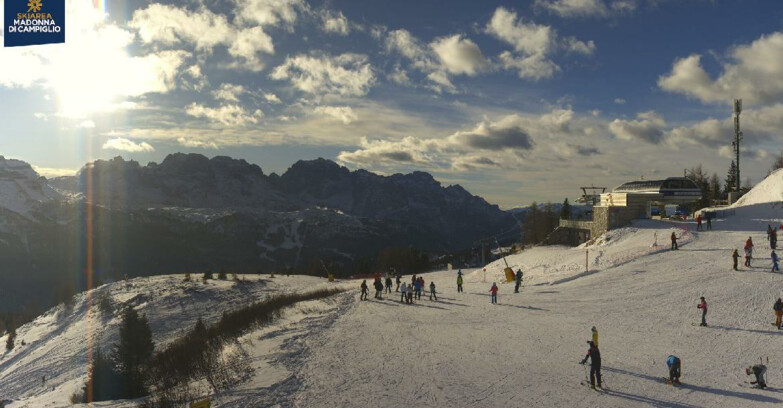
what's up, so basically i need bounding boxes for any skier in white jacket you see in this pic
[400,282,408,303]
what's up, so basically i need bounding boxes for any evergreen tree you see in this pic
[113,307,154,398]
[770,150,783,175]
[217,269,227,280]
[725,160,738,194]
[560,198,572,220]
[6,327,15,352]
[709,173,721,201]
[203,270,213,281]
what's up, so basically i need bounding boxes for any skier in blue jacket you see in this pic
[666,355,681,384]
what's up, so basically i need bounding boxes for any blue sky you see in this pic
[1,0,783,207]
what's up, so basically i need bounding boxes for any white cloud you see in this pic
[177,137,219,149]
[102,138,155,152]
[614,98,626,104]
[0,0,189,118]
[563,37,596,55]
[321,10,350,35]
[238,0,307,27]
[78,120,96,128]
[535,0,638,18]
[264,93,282,103]
[485,7,594,80]
[130,3,275,71]
[32,166,78,178]
[314,106,359,124]
[388,66,411,85]
[486,7,554,55]
[185,103,263,126]
[609,111,666,144]
[658,32,783,106]
[385,29,431,64]
[430,35,490,76]
[270,53,376,97]
[213,84,245,102]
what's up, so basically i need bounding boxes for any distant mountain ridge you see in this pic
[0,153,516,310]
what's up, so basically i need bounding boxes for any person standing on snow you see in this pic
[671,231,678,250]
[772,250,780,273]
[395,274,401,292]
[514,269,523,293]
[772,229,778,249]
[489,282,499,304]
[745,237,754,266]
[666,355,681,385]
[580,341,602,389]
[591,326,599,348]
[697,296,708,326]
[385,276,393,294]
[400,282,408,303]
[732,249,740,271]
[746,364,767,389]
[457,274,464,293]
[696,214,703,231]
[374,278,384,299]
[774,298,783,329]
[429,281,437,301]
[360,280,369,301]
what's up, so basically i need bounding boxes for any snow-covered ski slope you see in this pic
[4,172,783,407]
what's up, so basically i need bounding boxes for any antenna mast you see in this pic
[732,99,743,192]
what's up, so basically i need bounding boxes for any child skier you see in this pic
[774,298,783,329]
[745,237,754,266]
[429,281,437,301]
[457,274,464,293]
[514,269,523,293]
[360,280,369,301]
[697,297,708,326]
[580,341,602,389]
[400,282,408,303]
[746,364,767,389]
[666,355,681,385]
[772,251,779,272]
[732,249,740,271]
[489,282,498,304]
[374,278,384,299]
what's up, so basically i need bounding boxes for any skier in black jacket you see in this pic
[580,341,602,389]
[360,280,368,301]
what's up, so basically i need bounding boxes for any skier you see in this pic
[774,298,783,329]
[413,278,422,300]
[746,364,767,389]
[360,280,369,301]
[489,282,498,304]
[745,237,754,267]
[429,281,437,301]
[697,296,708,326]
[514,269,523,293]
[696,214,703,231]
[706,213,712,230]
[732,249,740,271]
[374,278,384,299]
[768,225,774,247]
[385,276,393,294]
[457,274,464,293]
[772,250,780,273]
[580,341,602,389]
[395,274,401,292]
[418,277,425,300]
[406,285,414,304]
[666,355,681,385]
[400,282,408,303]
[591,326,599,348]
[671,231,678,250]
[772,229,778,249]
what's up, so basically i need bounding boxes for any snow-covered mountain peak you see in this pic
[734,168,783,207]
[0,155,61,220]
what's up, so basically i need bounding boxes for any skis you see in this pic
[662,377,682,386]
[580,381,605,392]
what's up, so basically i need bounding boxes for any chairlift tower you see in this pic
[732,99,743,192]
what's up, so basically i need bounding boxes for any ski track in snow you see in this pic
[5,202,783,406]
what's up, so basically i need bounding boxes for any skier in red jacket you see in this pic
[697,297,708,326]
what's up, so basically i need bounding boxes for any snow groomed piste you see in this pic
[4,171,783,407]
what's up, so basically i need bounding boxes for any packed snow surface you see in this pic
[3,173,783,407]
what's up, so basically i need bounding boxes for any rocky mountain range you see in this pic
[0,153,516,311]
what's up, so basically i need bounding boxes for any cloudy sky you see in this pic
[1,0,783,207]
